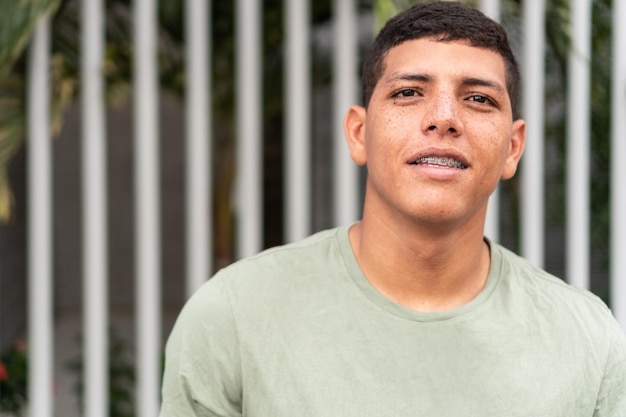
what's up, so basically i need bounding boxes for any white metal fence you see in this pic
[23,0,626,415]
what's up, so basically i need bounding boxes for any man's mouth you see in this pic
[410,156,467,169]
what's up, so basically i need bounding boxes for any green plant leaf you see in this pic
[0,0,62,77]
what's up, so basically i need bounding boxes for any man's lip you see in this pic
[406,148,470,168]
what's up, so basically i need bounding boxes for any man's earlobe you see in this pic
[344,105,367,166]
[501,119,526,180]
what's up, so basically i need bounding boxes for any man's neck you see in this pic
[349,213,491,312]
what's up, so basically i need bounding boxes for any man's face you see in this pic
[345,38,525,228]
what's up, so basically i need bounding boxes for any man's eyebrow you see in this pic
[383,74,505,92]
[384,73,431,83]
[461,77,505,92]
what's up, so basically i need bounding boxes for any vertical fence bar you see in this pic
[521,0,546,268]
[566,0,591,289]
[235,0,263,258]
[284,0,311,242]
[134,0,161,414]
[185,0,212,296]
[82,0,109,414]
[484,164,500,242]
[27,14,53,417]
[479,0,500,20]
[611,0,626,329]
[480,0,501,243]
[333,0,360,226]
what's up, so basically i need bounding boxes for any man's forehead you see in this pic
[380,39,507,83]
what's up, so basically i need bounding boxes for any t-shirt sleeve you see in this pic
[160,275,243,417]
[594,316,626,417]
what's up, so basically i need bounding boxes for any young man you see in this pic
[160,2,626,416]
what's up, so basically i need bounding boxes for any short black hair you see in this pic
[361,1,520,118]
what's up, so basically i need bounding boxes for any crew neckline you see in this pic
[336,224,504,322]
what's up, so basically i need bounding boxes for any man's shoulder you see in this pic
[492,243,615,326]
[223,226,343,278]
[196,226,349,305]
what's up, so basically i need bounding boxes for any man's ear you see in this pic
[501,118,526,180]
[343,105,367,166]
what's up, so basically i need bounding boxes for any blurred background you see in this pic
[0,0,624,416]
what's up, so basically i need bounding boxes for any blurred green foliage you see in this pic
[0,340,28,414]
[66,328,135,417]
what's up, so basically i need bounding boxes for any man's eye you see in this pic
[392,89,418,98]
[469,95,493,105]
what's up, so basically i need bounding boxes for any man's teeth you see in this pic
[415,156,466,169]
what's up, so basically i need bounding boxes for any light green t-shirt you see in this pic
[160,225,626,417]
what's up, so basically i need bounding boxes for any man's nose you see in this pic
[420,94,463,138]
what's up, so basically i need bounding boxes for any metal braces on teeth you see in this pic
[417,156,466,169]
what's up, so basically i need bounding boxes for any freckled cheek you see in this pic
[365,122,407,171]
[474,120,509,147]
[370,110,416,143]
[474,130,511,174]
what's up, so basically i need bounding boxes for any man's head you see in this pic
[361,1,520,118]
